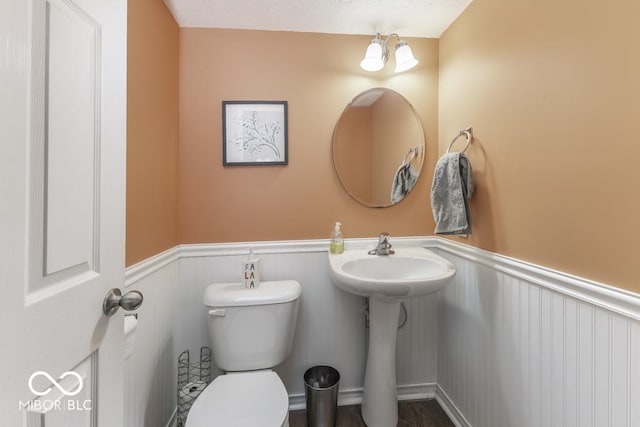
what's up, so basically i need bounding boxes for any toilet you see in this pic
[185,280,302,427]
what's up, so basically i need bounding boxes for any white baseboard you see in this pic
[435,385,471,427]
[288,389,348,411]
[165,408,177,427]
[397,382,437,401]
[288,382,437,411]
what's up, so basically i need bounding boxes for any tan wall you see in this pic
[439,0,640,292]
[126,0,179,266]
[178,29,439,244]
[334,107,372,201]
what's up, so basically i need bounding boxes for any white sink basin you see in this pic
[328,247,455,300]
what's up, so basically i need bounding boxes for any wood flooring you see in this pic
[288,399,455,427]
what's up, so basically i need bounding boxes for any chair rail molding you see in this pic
[435,238,640,321]
[126,237,640,321]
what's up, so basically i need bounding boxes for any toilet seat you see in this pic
[185,370,289,427]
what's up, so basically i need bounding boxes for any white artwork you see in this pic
[223,101,288,165]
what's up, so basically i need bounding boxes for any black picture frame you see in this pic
[222,100,288,166]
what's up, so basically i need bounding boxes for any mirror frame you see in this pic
[331,88,426,208]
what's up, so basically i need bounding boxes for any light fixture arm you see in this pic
[371,33,402,58]
[378,33,402,48]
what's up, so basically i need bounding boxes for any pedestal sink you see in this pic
[328,246,455,427]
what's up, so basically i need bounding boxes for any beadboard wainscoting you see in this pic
[123,238,440,426]
[176,238,440,406]
[124,248,180,427]
[122,237,640,427]
[434,241,640,427]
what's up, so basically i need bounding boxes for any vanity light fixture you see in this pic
[360,33,419,73]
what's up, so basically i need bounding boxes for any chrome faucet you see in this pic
[368,232,395,255]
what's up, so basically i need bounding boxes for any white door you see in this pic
[1,0,128,425]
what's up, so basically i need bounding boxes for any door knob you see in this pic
[103,288,143,317]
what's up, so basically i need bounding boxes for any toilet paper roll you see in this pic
[124,315,138,361]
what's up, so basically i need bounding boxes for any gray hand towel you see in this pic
[390,163,419,204]
[430,152,474,235]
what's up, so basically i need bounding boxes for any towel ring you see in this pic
[446,127,473,154]
[401,146,418,165]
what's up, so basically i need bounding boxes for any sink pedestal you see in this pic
[361,298,401,427]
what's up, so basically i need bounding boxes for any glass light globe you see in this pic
[394,41,419,73]
[360,40,386,72]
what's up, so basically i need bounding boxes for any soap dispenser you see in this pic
[329,222,344,254]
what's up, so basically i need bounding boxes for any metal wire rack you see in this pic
[176,347,212,427]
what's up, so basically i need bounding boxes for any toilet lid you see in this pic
[185,371,289,427]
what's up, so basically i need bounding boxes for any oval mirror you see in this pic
[332,88,425,207]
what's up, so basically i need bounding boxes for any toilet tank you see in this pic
[203,280,301,372]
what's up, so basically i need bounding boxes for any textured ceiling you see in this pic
[164,0,473,38]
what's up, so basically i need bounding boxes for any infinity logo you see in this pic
[28,371,83,397]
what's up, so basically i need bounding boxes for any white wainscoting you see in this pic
[124,247,179,427]
[176,238,440,403]
[122,237,640,427]
[435,240,640,427]
[122,238,440,425]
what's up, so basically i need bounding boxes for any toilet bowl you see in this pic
[185,280,301,427]
[185,371,290,427]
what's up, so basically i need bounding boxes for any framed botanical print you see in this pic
[222,100,288,166]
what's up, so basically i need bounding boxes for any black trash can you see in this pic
[303,365,340,427]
